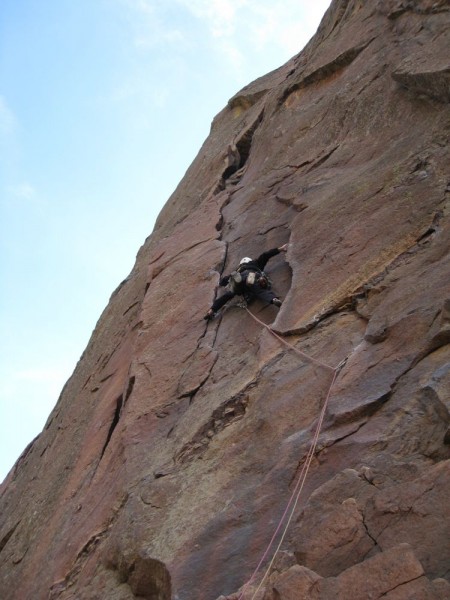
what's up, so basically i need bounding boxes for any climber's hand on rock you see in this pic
[279,243,289,252]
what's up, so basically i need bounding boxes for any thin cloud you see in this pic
[216,38,245,71]
[173,0,331,68]
[114,0,331,97]
[7,182,37,202]
[247,2,331,54]
[176,0,245,38]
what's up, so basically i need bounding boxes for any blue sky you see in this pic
[0,0,331,482]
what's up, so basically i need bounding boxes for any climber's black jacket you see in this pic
[218,247,281,287]
[209,247,282,313]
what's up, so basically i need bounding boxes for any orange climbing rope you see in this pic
[236,307,346,600]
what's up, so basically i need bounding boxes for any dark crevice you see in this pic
[355,71,383,98]
[98,345,120,371]
[123,301,139,316]
[416,226,436,243]
[215,213,224,231]
[124,376,135,404]
[99,373,114,384]
[305,145,339,173]
[314,420,367,460]
[210,315,222,348]
[258,224,290,237]
[141,362,152,378]
[154,461,175,478]
[235,113,263,168]
[131,320,143,332]
[360,510,382,553]
[149,250,166,265]
[178,381,204,401]
[0,521,20,555]
[379,575,426,598]
[204,238,229,338]
[82,375,92,389]
[99,395,123,460]
[218,111,264,188]
[281,295,364,337]
[443,427,450,444]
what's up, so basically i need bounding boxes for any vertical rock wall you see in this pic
[1,1,449,599]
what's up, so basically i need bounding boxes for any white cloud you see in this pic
[216,38,245,72]
[7,182,37,201]
[113,0,331,103]
[173,0,331,68]
[247,2,331,55]
[176,0,245,38]
[109,0,192,111]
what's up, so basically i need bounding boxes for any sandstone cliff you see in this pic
[1,1,449,599]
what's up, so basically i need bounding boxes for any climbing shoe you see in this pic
[204,309,216,320]
[272,298,282,307]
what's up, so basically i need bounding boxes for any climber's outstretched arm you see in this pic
[255,244,288,270]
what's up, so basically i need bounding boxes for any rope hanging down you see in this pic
[236,307,347,600]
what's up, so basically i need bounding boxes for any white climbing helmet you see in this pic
[240,257,252,265]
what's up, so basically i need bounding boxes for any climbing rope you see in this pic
[236,306,346,600]
[242,307,340,372]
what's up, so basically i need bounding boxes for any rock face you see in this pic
[1,1,449,599]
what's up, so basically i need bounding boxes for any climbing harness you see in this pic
[237,306,347,600]
[229,268,271,295]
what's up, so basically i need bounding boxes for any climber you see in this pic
[204,244,288,320]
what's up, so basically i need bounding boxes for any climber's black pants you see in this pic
[211,291,236,312]
[211,286,277,312]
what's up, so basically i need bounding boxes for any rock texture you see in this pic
[1,1,449,599]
